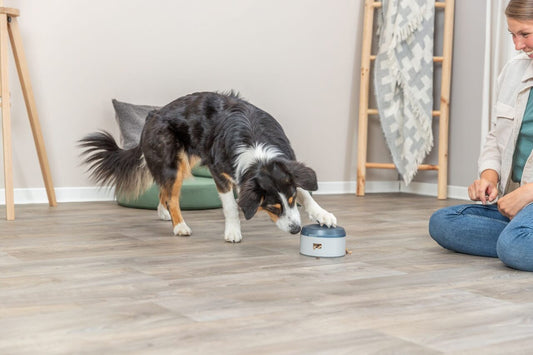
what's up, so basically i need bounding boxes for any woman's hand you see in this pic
[468,169,499,204]
[498,183,533,219]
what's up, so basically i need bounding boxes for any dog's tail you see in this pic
[79,131,153,199]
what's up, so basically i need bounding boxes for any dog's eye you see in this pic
[265,204,282,215]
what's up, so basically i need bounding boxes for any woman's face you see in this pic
[508,17,533,58]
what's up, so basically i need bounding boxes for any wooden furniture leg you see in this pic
[0,5,57,220]
[356,0,378,196]
[0,9,14,220]
[8,16,57,207]
[437,0,455,200]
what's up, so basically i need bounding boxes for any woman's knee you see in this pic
[429,206,459,238]
[429,208,448,230]
[497,228,533,271]
[428,204,503,257]
[428,206,461,249]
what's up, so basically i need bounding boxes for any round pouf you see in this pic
[300,224,346,258]
[116,177,222,210]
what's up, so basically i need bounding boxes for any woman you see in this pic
[429,0,533,271]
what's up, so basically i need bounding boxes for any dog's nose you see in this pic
[289,225,301,234]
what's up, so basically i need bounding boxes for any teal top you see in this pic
[512,88,533,182]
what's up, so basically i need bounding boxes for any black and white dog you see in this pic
[80,92,336,242]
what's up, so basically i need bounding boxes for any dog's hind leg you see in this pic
[296,188,337,227]
[157,197,172,221]
[160,164,192,236]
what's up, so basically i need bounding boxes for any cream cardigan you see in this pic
[479,53,533,195]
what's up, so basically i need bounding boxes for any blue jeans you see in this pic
[429,203,533,271]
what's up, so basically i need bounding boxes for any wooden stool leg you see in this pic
[8,16,56,207]
[437,0,455,200]
[0,13,14,219]
[356,0,376,196]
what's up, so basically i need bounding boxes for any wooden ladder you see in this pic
[0,2,56,220]
[356,0,455,199]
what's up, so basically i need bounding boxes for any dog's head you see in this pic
[237,159,318,234]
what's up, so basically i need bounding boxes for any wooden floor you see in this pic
[2,193,533,354]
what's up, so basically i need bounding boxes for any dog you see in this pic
[80,91,337,242]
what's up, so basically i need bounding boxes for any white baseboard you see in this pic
[0,187,115,205]
[315,180,400,195]
[0,181,468,205]
[317,180,468,200]
[399,181,469,200]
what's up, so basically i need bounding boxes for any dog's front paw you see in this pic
[309,209,337,228]
[157,203,171,221]
[173,222,192,236]
[224,227,242,243]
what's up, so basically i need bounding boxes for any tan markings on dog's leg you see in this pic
[189,154,202,170]
[221,173,235,187]
[178,151,193,179]
[167,157,192,236]
[213,172,235,195]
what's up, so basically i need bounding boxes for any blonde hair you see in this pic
[506,0,533,21]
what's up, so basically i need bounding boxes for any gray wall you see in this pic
[2,0,361,198]
[447,0,487,187]
[0,0,488,201]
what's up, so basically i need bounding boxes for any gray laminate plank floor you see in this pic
[1,193,532,354]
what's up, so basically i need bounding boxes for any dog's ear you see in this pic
[287,161,318,191]
[238,178,263,220]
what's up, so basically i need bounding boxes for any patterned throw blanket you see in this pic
[374,0,435,185]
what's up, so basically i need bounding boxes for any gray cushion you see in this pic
[112,99,159,149]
